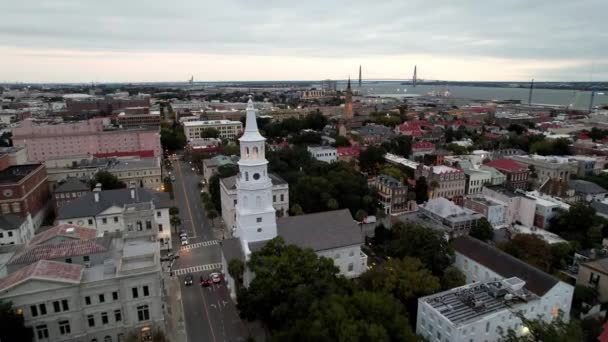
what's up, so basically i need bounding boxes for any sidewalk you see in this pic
[163,273,188,342]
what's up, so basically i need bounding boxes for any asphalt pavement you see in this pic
[168,158,251,342]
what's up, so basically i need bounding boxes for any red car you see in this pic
[200,275,211,287]
[210,272,222,284]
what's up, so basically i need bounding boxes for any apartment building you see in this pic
[370,174,414,215]
[0,163,49,229]
[510,155,577,184]
[12,119,161,162]
[307,146,338,163]
[183,120,243,140]
[484,158,529,190]
[418,198,484,237]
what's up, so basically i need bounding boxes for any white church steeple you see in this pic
[234,99,277,242]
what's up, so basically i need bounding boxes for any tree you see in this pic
[274,291,417,342]
[208,164,239,213]
[333,135,351,147]
[379,166,404,180]
[200,128,220,138]
[530,138,571,156]
[382,222,454,275]
[549,203,601,248]
[228,259,245,290]
[414,176,429,204]
[170,215,181,233]
[382,135,413,157]
[0,301,33,342]
[237,237,351,329]
[507,124,527,135]
[498,234,553,272]
[169,207,179,216]
[469,218,494,242]
[355,209,368,222]
[500,312,583,342]
[290,204,304,216]
[440,266,466,290]
[91,171,126,190]
[358,146,387,172]
[446,143,469,155]
[326,198,339,210]
[207,209,219,225]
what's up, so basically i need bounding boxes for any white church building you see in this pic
[220,99,368,299]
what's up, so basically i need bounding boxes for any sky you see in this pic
[1,0,607,83]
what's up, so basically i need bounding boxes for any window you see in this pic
[102,218,107,224]
[256,217,262,223]
[143,285,150,296]
[30,305,38,317]
[114,309,122,322]
[101,312,109,324]
[88,314,95,327]
[36,324,49,339]
[349,250,354,257]
[61,299,69,311]
[137,305,150,321]
[136,221,143,231]
[8,231,13,237]
[132,287,139,299]
[114,217,119,223]
[39,303,46,315]
[88,219,93,225]
[112,291,118,300]
[348,263,354,272]
[146,221,152,230]
[157,211,161,218]
[158,224,163,232]
[59,320,71,335]
[486,321,490,333]
[280,194,284,201]
[273,195,276,203]
[99,294,105,303]
[233,199,237,205]
[84,255,90,262]
[53,301,61,313]
[257,228,262,232]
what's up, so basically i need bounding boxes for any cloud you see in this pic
[0,0,606,81]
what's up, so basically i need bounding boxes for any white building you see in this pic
[56,185,172,251]
[183,120,243,140]
[0,232,165,342]
[220,173,289,234]
[220,100,367,299]
[0,214,34,246]
[307,146,338,163]
[416,236,574,342]
[510,155,578,184]
[463,195,507,228]
[482,186,535,228]
[463,168,492,195]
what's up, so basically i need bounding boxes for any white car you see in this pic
[181,238,188,246]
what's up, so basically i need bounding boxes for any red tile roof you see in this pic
[94,150,155,158]
[413,141,435,150]
[337,146,361,157]
[484,158,527,172]
[0,260,84,292]
[29,224,97,246]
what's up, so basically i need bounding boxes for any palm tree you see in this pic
[228,259,245,290]
[170,216,181,233]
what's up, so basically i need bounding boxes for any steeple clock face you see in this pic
[253,173,260,180]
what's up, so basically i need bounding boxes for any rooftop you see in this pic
[9,236,112,265]
[0,164,42,184]
[53,177,90,193]
[307,145,337,153]
[29,224,97,246]
[568,179,607,195]
[57,187,170,220]
[0,214,27,231]
[581,257,608,275]
[452,236,560,296]
[422,279,537,326]
[484,159,527,172]
[421,198,482,221]
[0,260,84,292]
[183,119,242,127]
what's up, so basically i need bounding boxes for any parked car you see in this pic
[200,275,211,287]
[181,238,188,246]
[179,231,188,239]
[171,175,176,181]
[184,274,193,286]
[210,272,222,284]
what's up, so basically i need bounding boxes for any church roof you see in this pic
[248,209,363,254]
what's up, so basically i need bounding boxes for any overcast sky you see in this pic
[1,0,606,82]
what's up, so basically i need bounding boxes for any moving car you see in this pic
[210,272,222,284]
[200,275,211,287]
[181,238,188,246]
[179,231,188,239]
[184,274,193,286]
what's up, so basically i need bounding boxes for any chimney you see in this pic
[129,181,136,199]
[93,183,102,203]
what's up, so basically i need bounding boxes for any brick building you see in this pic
[0,164,49,228]
[484,158,529,190]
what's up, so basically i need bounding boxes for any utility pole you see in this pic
[528,78,534,105]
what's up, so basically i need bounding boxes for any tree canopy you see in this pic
[90,170,126,190]
[358,146,387,172]
[469,218,494,242]
[549,203,603,248]
[498,234,553,272]
[0,301,33,342]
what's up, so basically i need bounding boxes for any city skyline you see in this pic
[1,0,607,83]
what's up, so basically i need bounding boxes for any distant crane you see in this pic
[358,65,362,87]
[412,66,417,87]
[189,75,194,84]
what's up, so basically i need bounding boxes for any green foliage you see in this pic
[160,122,186,151]
[469,218,494,242]
[355,209,368,222]
[507,124,528,135]
[446,143,469,155]
[169,206,179,216]
[288,131,322,145]
[0,301,33,342]
[358,146,387,172]
[289,204,304,216]
[381,135,413,157]
[273,291,417,342]
[498,234,553,272]
[440,266,466,290]
[374,222,454,275]
[260,112,328,139]
[588,127,608,141]
[90,171,126,190]
[200,128,220,138]
[414,176,429,204]
[549,241,577,271]
[500,312,583,342]
[208,164,239,213]
[379,166,404,180]
[549,203,602,248]
[228,259,245,290]
[530,138,571,156]
[207,209,219,223]
[572,285,598,312]
[222,142,240,156]
[333,135,351,147]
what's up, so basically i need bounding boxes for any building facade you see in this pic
[510,155,577,184]
[0,163,49,229]
[0,214,34,245]
[307,146,338,163]
[12,119,161,162]
[371,174,414,215]
[484,159,529,190]
[482,186,536,228]
[463,195,507,228]
[183,120,243,140]
[419,198,484,237]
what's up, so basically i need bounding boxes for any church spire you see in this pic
[347,76,351,90]
[240,98,264,142]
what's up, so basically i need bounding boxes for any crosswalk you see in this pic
[180,240,219,251]
[171,263,223,276]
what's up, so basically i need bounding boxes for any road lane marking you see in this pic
[171,263,222,276]
[180,240,219,251]
[198,278,218,342]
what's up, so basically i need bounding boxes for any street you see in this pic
[168,158,250,342]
